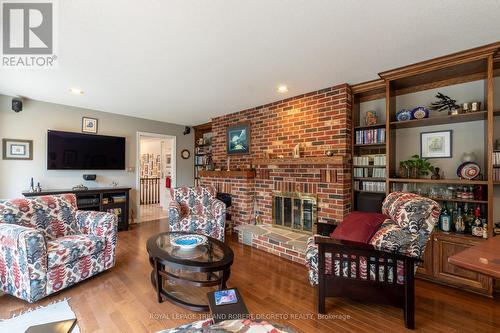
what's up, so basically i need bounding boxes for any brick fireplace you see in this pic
[198,83,352,263]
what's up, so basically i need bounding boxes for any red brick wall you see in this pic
[204,83,352,227]
[211,83,352,168]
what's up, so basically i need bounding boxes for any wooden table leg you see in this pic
[154,259,163,303]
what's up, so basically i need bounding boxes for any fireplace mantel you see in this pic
[198,170,256,179]
[253,155,348,166]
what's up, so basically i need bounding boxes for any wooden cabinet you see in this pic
[417,232,493,296]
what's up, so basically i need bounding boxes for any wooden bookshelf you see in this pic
[350,42,500,297]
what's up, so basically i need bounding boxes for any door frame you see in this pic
[136,131,177,223]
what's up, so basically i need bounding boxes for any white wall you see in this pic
[0,94,194,219]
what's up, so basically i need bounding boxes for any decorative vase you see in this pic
[396,109,413,122]
[431,167,441,180]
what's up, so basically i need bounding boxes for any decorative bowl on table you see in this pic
[171,234,208,250]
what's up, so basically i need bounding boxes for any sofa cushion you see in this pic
[331,211,388,243]
[381,192,440,234]
[369,220,426,258]
[47,234,104,268]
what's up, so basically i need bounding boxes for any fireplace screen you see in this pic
[272,192,317,233]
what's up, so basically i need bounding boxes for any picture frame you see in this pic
[2,139,33,160]
[420,130,452,158]
[82,117,98,133]
[226,122,250,155]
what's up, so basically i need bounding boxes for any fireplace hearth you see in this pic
[272,191,316,234]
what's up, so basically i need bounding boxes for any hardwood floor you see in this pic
[1,220,500,332]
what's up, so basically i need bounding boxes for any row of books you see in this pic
[353,167,386,178]
[354,181,386,193]
[355,128,385,145]
[353,154,386,166]
[493,152,500,165]
[493,168,500,182]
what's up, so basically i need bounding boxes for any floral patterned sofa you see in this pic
[169,186,226,241]
[305,192,440,329]
[0,194,118,303]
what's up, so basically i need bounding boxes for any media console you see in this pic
[23,187,131,231]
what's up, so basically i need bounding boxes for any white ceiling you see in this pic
[1,0,500,126]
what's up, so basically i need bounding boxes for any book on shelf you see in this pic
[494,168,500,182]
[493,152,500,166]
[354,180,386,192]
[353,154,386,167]
[353,167,386,178]
[355,128,385,145]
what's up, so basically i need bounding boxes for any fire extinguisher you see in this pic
[166,176,171,189]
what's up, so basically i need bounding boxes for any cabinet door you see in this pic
[433,233,492,296]
[416,233,434,278]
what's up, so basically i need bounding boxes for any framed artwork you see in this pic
[420,130,452,158]
[2,139,33,160]
[82,117,98,133]
[226,122,250,155]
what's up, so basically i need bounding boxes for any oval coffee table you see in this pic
[147,232,234,312]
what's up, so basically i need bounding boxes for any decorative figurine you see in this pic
[29,177,35,193]
[364,110,378,126]
[431,167,441,180]
[35,182,42,193]
[429,92,459,114]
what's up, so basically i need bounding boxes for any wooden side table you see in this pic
[448,236,500,279]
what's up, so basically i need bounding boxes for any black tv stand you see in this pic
[23,187,131,231]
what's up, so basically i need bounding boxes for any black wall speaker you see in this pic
[12,98,22,112]
[83,174,97,181]
[183,126,191,135]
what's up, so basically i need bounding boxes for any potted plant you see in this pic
[399,155,434,179]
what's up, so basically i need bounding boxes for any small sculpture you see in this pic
[431,167,440,180]
[429,92,459,114]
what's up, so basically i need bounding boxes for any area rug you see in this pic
[0,298,80,333]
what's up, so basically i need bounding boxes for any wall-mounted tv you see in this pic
[47,130,126,170]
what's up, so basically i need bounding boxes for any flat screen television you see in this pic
[47,130,126,170]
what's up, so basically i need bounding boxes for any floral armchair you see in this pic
[0,194,118,303]
[169,186,226,241]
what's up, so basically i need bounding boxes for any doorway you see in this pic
[136,132,176,223]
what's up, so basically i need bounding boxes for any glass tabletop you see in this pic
[153,232,229,265]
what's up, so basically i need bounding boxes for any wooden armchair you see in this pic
[307,192,440,329]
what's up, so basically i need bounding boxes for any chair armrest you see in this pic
[315,235,422,263]
[0,224,48,302]
[169,201,185,232]
[75,210,118,236]
[210,199,226,219]
[75,210,118,269]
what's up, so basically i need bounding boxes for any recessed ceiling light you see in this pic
[70,88,84,95]
[277,85,288,93]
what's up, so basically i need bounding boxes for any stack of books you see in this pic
[354,181,386,193]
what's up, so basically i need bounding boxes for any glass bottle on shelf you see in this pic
[472,205,483,237]
[482,219,488,239]
[454,207,465,234]
[465,203,475,235]
[439,202,452,232]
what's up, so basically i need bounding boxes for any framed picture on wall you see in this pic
[420,130,452,158]
[82,117,98,133]
[226,122,250,155]
[2,139,33,160]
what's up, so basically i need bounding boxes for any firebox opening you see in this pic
[272,191,317,234]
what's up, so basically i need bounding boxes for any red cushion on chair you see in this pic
[330,211,388,244]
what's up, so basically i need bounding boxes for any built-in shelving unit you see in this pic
[193,123,213,186]
[351,42,500,296]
